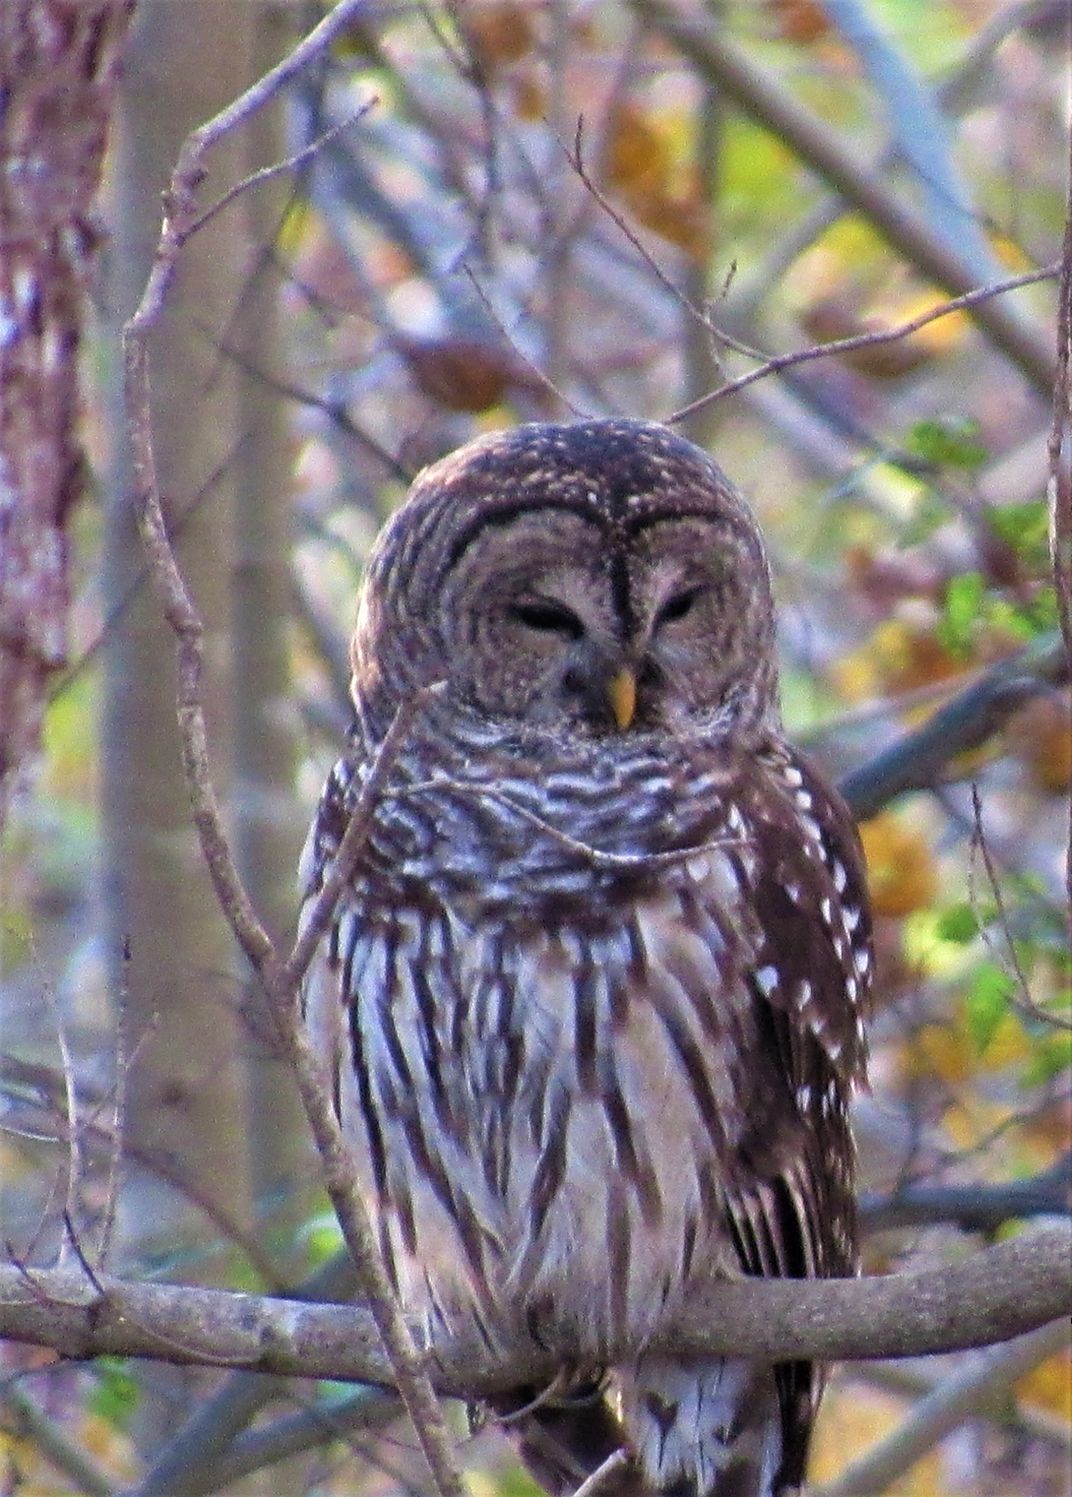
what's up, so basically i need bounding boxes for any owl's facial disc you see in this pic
[502,576,639,734]
[415,463,777,740]
[453,554,737,738]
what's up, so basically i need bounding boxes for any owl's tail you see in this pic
[618,1355,803,1497]
[496,1356,809,1497]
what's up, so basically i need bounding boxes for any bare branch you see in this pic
[969,784,1072,1031]
[836,635,1068,821]
[191,99,379,237]
[118,7,464,1496]
[630,0,1056,396]
[860,1152,1072,1234]
[1,1227,1069,1386]
[817,1319,1072,1497]
[0,1383,115,1497]
[669,264,1059,425]
[1047,108,1072,908]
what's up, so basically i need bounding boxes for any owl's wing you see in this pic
[715,746,873,1485]
[724,744,871,1278]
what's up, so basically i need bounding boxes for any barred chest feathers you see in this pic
[299,729,868,1356]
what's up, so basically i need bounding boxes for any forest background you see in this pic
[0,1,1070,1494]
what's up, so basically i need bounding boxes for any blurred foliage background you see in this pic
[1,0,1069,1493]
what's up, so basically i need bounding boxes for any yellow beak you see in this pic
[607,667,637,731]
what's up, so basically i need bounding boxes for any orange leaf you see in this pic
[859,812,938,918]
[465,3,537,72]
[603,102,668,194]
[765,0,831,44]
[1007,693,1072,794]
[1017,1352,1072,1424]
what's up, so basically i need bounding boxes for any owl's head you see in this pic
[352,420,780,742]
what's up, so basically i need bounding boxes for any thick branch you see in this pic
[0,0,136,801]
[860,1153,1072,1235]
[1,1227,1068,1389]
[837,635,1068,821]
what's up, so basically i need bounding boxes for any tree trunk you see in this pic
[232,8,312,1266]
[98,0,255,1265]
[0,0,135,816]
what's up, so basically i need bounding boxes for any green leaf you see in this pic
[906,417,988,471]
[987,499,1049,567]
[936,572,985,655]
[963,963,1012,1054]
[936,903,979,945]
[900,490,949,547]
[1024,1030,1072,1085]
[88,1359,140,1428]
[299,1210,345,1265]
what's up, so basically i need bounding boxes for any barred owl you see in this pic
[300,420,872,1497]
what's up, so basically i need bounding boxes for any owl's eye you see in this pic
[510,600,585,639]
[655,587,703,628]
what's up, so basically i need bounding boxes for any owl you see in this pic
[300,419,872,1497]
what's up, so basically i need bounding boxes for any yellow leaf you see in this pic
[859,812,938,918]
[811,1381,947,1492]
[906,1023,972,1086]
[974,1010,1032,1072]
[603,102,668,194]
[943,1097,1015,1152]
[1017,1351,1072,1423]
[831,611,964,710]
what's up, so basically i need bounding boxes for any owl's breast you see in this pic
[334,734,741,919]
[311,821,763,1357]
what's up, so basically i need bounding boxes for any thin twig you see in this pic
[1047,105,1072,910]
[669,263,1059,424]
[398,778,744,870]
[191,99,378,236]
[0,1383,115,1497]
[572,1448,630,1497]
[630,0,1056,395]
[968,785,1072,1031]
[283,683,445,989]
[460,261,585,418]
[39,977,82,1270]
[97,939,134,1270]
[564,119,765,365]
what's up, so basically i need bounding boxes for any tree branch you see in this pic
[859,1153,1072,1235]
[817,1319,1071,1497]
[118,6,463,1497]
[836,634,1068,821]
[1,1226,1068,1388]
[668,265,1058,425]
[630,0,1056,397]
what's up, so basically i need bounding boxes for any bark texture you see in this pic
[0,0,136,807]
